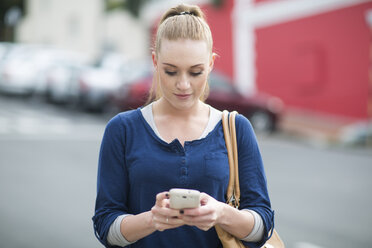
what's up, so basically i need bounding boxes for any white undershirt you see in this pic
[107,103,264,246]
[141,102,222,141]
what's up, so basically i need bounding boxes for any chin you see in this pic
[171,100,198,111]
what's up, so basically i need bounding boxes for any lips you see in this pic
[174,93,191,99]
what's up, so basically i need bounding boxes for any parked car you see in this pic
[111,72,153,111]
[0,44,40,95]
[112,71,283,133]
[207,72,283,133]
[77,53,151,112]
[45,62,89,104]
[0,42,14,61]
[0,44,88,96]
[77,66,123,111]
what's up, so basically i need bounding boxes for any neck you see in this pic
[153,98,206,120]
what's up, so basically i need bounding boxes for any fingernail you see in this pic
[180,210,184,214]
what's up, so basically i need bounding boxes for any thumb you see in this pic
[200,193,210,206]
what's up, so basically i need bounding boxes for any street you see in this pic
[0,95,371,248]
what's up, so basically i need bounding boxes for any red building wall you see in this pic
[255,2,372,119]
[201,0,234,78]
[150,0,371,119]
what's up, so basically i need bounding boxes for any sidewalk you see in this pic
[278,109,372,147]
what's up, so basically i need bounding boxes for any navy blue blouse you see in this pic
[93,109,274,248]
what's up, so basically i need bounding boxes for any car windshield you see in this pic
[208,72,236,94]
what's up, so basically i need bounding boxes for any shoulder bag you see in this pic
[215,110,284,248]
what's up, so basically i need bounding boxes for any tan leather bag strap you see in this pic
[222,111,285,248]
[221,111,284,248]
[222,110,240,208]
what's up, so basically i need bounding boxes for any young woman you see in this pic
[93,4,274,248]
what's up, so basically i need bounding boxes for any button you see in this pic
[181,167,187,175]
[181,158,186,164]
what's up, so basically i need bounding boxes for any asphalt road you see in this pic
[0,95,371,248]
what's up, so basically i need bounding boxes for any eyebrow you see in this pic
[162,63,204,68]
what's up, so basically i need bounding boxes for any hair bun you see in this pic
[179,11,193,15]
[160,3,205,24]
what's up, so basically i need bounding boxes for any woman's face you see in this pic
[153,39,214,111]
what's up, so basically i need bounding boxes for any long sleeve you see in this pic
[92,115,130,247]
[235,114,275,247]
[107,214,135,246]
[92,109,275,248]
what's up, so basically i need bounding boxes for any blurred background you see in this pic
[0,0,372,247]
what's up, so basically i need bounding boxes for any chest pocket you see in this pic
[204,152,229,181]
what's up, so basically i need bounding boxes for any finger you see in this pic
[151,202,183,220]
[182,205,213,216]
[181,214,217,231]
[180,213,213,223]
[153,215,185,231]
[164,216,185,225]
[152,206,183,219]
[199,193,210,206]
[155,192,169,206]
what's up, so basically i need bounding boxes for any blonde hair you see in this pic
[147,4,213,104]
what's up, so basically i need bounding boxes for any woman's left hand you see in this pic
[178,193,225,231]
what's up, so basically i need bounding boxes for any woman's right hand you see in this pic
[150,192,185,231]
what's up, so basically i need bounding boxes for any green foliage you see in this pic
[0,0,24,23]
[105,0,148,17]
[126,0,147,17]
[0,0,24,41]
[105,0,126,11]
[212,0,224,7]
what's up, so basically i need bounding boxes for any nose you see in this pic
[177,74,190,91]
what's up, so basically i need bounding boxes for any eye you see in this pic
[190,71,203,77]
[165,71,177,76]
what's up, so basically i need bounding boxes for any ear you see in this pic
[208,53,217,72]
[152,51,157,69]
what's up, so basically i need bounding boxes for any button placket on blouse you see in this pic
[179,153,188,185]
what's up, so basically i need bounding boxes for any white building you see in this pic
[16,0,149,61]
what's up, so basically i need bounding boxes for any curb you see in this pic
[278,110,372,147]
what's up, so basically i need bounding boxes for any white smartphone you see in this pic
[169,188,201,209]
